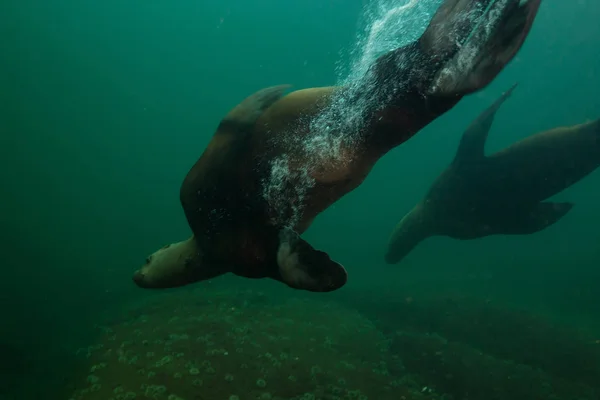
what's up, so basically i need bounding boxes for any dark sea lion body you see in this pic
[179,83,453,285]
[386,85,600,264]
[134,0,543,292]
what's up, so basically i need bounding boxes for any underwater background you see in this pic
[2,0,600,399]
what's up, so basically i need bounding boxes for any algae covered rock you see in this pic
[68,287,437,400]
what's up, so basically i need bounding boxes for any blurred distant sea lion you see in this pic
[385,84,600,264]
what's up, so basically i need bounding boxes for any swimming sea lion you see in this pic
[385,84,600,264]
[133,0,542,292]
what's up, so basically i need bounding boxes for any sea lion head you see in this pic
[132,237,223,289]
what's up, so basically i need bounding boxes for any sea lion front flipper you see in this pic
[494,202,574,235]
[385,204,434,265]
[453,84,518,166]
[219,84,292,132]
[427,0,541,96]
[275,228,347,292]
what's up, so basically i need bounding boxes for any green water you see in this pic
[2,0,600,399]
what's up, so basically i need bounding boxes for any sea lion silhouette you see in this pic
[385,84,600,264]
[133,0,542,292]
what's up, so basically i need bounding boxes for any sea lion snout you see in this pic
[132,238,225,289]
[132,270,148,288]
[384,249,399,265]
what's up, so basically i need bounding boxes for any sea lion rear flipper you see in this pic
[419,0,495,60]
[385,204,433,265]
[425,0,541,96]
[494,202,574,235]
[275,228,347,292]
[453,84,518,165]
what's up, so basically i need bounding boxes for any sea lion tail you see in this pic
[422,0,542,97]
[385,203,434,265]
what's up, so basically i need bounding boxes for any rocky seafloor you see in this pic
[66,287,439,400]
[63,285,600,400]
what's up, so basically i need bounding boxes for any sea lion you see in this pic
[385,84,600,264]
[133,0,542,292]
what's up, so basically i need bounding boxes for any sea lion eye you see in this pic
[145,257,152,265]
